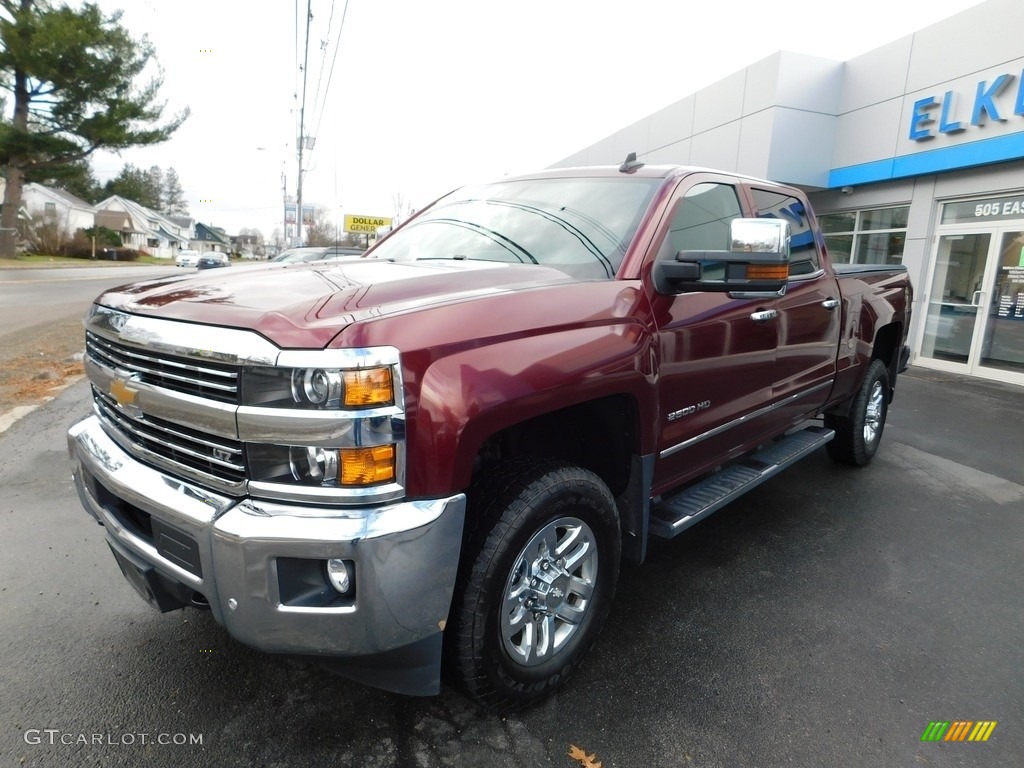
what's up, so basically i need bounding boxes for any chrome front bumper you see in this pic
[67,415,466,695]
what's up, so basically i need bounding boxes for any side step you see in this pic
[649,426,834,539]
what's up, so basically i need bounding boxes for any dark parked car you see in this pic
[196,254,230,269]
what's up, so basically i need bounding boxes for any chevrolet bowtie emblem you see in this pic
[109,374,142,418]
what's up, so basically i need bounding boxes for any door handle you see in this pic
[971,290,984,307]
[750,309,778,323]
[822,298,840,310]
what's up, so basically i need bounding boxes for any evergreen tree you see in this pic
[0,0,188,256]
[103,163,160,209]
[162,167,188,216]
[26,156,98,202]
[145,165,163,212]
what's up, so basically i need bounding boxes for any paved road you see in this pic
[0,266,178,337]
[1,369,1021,767]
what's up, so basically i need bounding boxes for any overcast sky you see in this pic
[89,0,987,239]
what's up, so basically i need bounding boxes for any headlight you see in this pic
[292,369,341,407]
[242,366,394,409]
[239,348,404,502]
[289,445,340,483]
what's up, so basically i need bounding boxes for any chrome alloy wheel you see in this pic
[863,379,885,445]
[500,516,598,667]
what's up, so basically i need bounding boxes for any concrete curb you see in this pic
[0,374,85,436]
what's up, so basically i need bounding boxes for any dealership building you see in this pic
[553,0,1024,387]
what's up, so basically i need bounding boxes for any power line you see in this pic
[308,0,350,167]
[306,0,337,135]
[295,0,314,243]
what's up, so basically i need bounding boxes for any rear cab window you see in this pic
[748,187,822,277]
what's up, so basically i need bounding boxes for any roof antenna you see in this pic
[619,152,644,174]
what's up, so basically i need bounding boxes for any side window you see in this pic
[659,182,743,259]
[750,188,820,276]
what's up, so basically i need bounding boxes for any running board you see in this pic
[649,426,834,539]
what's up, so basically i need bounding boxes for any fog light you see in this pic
[326,558,352,594]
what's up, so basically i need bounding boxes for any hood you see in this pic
[96,259,577,348]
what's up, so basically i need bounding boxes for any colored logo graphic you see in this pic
[921,721,997,742]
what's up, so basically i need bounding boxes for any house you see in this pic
[22,183,96,232]
[0,179,96,236]
[168,215,195,242]
[231,232,261,259]
[94,209,141,243]
[193,223,233,254]
[94,195,191,259]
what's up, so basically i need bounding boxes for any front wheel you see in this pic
[825,359,890,466]
[446,459,620,712]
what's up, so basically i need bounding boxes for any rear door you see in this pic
[746,186,840,424]
[648,175,779,495]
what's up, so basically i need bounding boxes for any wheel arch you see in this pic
[870,321,903,400]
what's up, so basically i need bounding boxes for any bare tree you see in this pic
[237,227,265,258]
[304,206,336,246]
[392,192,405,227]
[24,206,73,255]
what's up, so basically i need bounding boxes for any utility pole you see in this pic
[296,0,313,246]
[296,142,304,246]
[281,173,287,247]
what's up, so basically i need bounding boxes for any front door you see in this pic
[648,177,778,496]
[978,229,1024,379]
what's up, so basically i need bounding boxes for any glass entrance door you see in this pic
[979,230,1024,376]
[921,233,990,365]
[920,228,1024,383]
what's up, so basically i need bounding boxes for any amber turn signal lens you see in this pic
[340,445,396,485]
[745,264,789,280]
[343,367,393,407]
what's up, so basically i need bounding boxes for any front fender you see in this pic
[406,323,657,496]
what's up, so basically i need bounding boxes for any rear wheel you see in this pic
[446,459,620,712]
[825,359,890,466]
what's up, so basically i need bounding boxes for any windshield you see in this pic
[367,177,660,279]
[273,248,326,263]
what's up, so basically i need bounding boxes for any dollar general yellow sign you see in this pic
[344,214,392,233]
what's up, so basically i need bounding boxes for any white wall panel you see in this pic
[690,122,742,172]
[906,0,1022,92]
[692,70,746,134]
[831,99,904,169]
[839,37,913,114]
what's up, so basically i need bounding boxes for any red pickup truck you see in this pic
[67,159,912,711]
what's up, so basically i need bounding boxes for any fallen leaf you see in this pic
[568,743,603,768]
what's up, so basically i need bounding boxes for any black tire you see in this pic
[446,458,621,712]
[825,359,890,466]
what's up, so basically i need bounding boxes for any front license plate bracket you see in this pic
[108,542,190,613]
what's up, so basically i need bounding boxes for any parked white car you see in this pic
[175,249,200,267]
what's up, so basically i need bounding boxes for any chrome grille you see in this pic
[93,387,246,486]
[86,331,238,404]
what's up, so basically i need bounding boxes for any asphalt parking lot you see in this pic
[1,366,1021,767]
